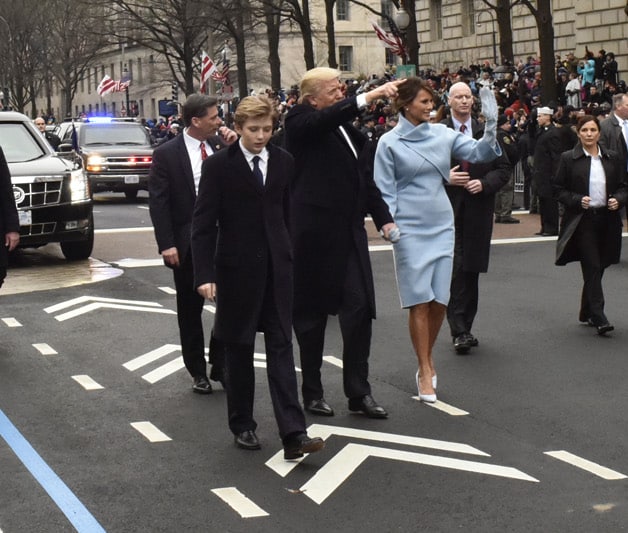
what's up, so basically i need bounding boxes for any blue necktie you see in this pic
[252,156,264,186]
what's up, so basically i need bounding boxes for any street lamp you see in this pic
[476,9,497,66]
[392,0,418,72]
[122,64,130,116]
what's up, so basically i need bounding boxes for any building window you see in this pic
[431,0,443,41]
[339,46,353,71]
[380,0,393,26]
[385,48,397,66]
[337,0,350,21]
[461,0,475,37]
[137,58,143,84]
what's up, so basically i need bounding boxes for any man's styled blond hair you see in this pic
[299,67,341,104]
[234,95,278,128]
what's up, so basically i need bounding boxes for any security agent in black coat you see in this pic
[149,95,235,394]
[599,94,628,226]
[284,68,402,418]
[553,116,628,335]
[442,82,511,354]
[0,146,20,287]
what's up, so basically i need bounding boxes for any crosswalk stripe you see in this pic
[123,344,181,371]
[412,397,469,416]
[2,317,22,327]
[142,358,186,384]
[545,450,627,480]
[322,355,343,368]
[211,487,269,518]
[33,343,57,356]
[158,286,177,295]
[71,375,104,391]
[130,422,172,442]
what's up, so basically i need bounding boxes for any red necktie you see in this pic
[200,141,208,160]
[459,124,470,172]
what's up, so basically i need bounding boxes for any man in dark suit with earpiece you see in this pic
[149,95,236,395]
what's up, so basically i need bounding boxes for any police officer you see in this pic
[494,114,521,224]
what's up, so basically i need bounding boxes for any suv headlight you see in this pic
[86,154,105,171]
[70,169,90,202]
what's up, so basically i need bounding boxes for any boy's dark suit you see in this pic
[191,142,306,440]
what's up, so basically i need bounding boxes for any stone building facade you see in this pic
[37,0,628,120]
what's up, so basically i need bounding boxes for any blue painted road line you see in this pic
[0,409,106,532]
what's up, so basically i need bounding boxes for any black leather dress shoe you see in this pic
[234,430,261,450]
[348,394,388,418]
[596,323,614,335]
[305,398,334,416]
[283,433,325,460]
[193,376,212,394]
[497,216,520,224]
[453,334,471,354]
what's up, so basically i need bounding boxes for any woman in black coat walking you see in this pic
[553,115,628,335]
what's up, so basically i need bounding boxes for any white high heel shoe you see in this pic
[416,372,437,403]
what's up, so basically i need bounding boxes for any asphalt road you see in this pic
[2,193,628,532]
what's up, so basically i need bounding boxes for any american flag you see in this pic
[200,51,217,94]
[371,20,408,60]
[210,57,230,85]
[97,75,130,97]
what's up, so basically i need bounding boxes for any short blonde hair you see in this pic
[234,95,278,128]
[299,67,341,104]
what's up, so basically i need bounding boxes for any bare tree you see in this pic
[513,0,556,105]
[262,0,284,90]
[0,0,47,114]
[324,0,338,69]
[350,0,418,68]
[211,0,258,100]
[47,0,110,116]
[480,0,514,65]
[106,0,215,96]
[282,0,316,70]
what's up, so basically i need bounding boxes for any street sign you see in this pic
[396,64,416,78]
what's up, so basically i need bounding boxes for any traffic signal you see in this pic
[171,81,178,102]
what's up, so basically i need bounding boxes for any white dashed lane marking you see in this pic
[130,422,172,443]
[211,487,269,518]
[2,317,22,327]
[71,375,104,391]
[33,343,57,356]
[545,450,627,480]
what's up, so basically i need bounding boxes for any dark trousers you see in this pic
[0,266,5,288]
[172,252,207,379]
[294,249,372,403]
[576,211,608,325]
[224,282,305,440]
[447,257,480,338]
[539,196,559,234]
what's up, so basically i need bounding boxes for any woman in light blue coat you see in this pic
[374,78,501,403]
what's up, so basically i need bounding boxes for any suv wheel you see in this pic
[60,216,94,261]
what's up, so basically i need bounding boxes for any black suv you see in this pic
[61,119,154,201]
[0,111,93,260]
